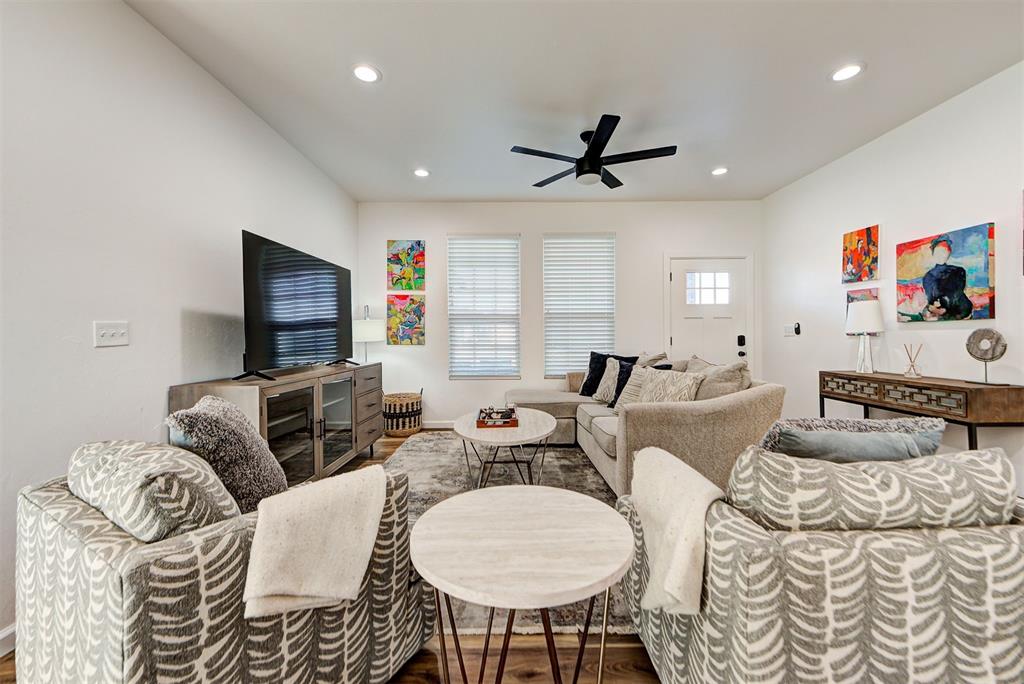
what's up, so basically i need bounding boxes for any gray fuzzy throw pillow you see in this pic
[166,395,287,513]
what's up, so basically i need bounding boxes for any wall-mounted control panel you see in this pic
[93,320,130,348]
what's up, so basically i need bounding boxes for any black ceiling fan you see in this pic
[511,114,676,189]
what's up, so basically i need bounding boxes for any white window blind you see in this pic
[447,235,521,379]
[543,234,616,377]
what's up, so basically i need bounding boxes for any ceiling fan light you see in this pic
[576,172,601,185]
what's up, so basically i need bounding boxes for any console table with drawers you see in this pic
[169,363,384,486]
[819,370,1024,450]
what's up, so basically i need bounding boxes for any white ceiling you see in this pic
[128,1,1022,202]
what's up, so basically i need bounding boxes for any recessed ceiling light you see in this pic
[353,64,381,83]
[831,63,864,82]
[711,167,728,176]
[413,168,430,178]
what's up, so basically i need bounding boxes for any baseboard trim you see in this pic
[0,622,15,656]
[422,420,454,429]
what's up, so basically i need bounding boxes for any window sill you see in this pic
[448,376,522,381]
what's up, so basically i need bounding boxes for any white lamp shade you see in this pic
[845,299,884,335]
[352,318,386,343]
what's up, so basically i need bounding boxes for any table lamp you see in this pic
[352,305,386,363]
[845,299,884,373]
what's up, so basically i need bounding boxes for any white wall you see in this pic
[0,0,359,641]
[357,201,762,425]
[762,63,1024,490]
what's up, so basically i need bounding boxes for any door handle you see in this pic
[737,334,746,347]
[738,351,747,358]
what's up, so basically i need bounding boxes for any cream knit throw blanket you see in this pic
[632,447,724,615]
[244,465,387,618]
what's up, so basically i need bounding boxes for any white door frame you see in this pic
[662,254,757,375]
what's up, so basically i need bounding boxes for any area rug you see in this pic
[384,430,635,635]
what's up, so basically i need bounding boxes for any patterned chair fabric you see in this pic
[67,440,241,542]
[618,495,1024,683]
[728,445,1018,532]
[17,471,435,684]
[624,416,1022,683]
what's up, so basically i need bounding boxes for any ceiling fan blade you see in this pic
[511,146,577,163]
[533,167,575,187]
[601,145,677,166]
[601,169,623,189]
[585,114,620,159]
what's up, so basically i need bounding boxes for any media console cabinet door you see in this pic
[262,381,317,486]
[318,371,356,474]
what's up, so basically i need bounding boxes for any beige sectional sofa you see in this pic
[506,371,785,495]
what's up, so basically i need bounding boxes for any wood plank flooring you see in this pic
[0,431,658,683]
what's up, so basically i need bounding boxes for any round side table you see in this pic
[453,407,557,488]
[410,485,634,684]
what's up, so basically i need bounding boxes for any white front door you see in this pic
[668,258,750,369]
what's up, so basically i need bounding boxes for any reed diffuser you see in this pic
[903,343,923,378]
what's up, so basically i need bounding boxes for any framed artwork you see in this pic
[387,239,425,290]
[841,225,879,283]
[896,222,995,322]
[846,288,879,336]
[387,294,425,345]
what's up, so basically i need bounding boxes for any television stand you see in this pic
[232,369,277,382]
[170,363,385,487]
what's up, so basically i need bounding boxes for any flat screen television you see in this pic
[241,230,353,374]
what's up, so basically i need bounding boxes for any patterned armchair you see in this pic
[16,471,434,683]
[617,418,1024,683]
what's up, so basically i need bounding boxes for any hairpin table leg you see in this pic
[535,438,550,485]
[540,608,563,684]
[478,607,495,684]
[494,609,516,684]
[571,596,596,684]
[596,588,611,684]
[444,594,468,684]
[434,589,451,684]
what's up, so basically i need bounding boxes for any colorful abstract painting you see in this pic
[387,294,425,345]
[841,225,879,283]
[846,288,879,336]
[896,222,995,322]
[387,240,425,290]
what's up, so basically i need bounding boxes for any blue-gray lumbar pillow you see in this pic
[776,427,943,463]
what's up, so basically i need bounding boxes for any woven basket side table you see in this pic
[384,392,423,437]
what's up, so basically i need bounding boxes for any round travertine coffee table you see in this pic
[410,485,634,684]
[453,407,557,488]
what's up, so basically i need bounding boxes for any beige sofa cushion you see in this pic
[505,389,597,419]
[590,417,618,457]
[577,403,615,432]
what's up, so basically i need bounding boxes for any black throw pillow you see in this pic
[609,362,672,407]
[580,352,640,396]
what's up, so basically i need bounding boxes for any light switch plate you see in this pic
[94,320,130,347]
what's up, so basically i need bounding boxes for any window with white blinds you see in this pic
[447,235,521,379]
[543,234,616,377]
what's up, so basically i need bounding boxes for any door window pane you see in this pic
[686,271,732,306]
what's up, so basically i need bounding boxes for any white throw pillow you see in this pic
[637,352,668,367]
[639,370,705,404]
[593,358,620,403]
[613,366,651,414]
